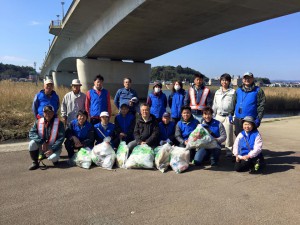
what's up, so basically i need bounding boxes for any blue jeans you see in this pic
[194,148,221,166]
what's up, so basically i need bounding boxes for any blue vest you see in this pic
[178,118,199,141]
[89,89,108,117]
[235,87,259,119]
[170,90,185,119]
[70,119,92,142]
[37,90,59,117]
[238,130,259,156]
[159,121,175,141]
[115,113,135,139]
[205,119,221,138]
[149,92,167,119]
[94,122,115,145]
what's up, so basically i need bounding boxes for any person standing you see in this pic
[28,105,65,170]
[212,73,236,157]
[234,72,266,136]
[168,80,186,123]
[114,77,139,115]
[61,79,86,126]
[184,73,212,121]
[85,74,112,125]
[147,82,167,122]
[32,79,60,119]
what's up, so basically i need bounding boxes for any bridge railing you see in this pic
[49,20,62,36]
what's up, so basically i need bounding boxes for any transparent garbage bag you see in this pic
[125,144,154,169]
[154,143,172,173]
[91,137,116,170]
[116,141,129,168]
[75,147,92,169]
[186,124,219,150]
[170,146,190,174]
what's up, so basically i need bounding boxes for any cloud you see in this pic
[0,56,29,65]
[29,21,41,26]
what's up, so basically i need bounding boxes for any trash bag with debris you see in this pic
[125,144,154,169]
[186,124,218,149]
[75,147,92,169]
[170,147,190,174]
[91,138,116,169]
[155,143,172,173]
[116,141,129,168]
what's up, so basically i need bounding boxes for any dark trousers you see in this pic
[64,139,80,159]
[234,117,244,136]
[234,154,264,172]
[90,118,100,125]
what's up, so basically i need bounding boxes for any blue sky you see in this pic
[0,0,299,80]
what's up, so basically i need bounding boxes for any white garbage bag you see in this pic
[91,139,116,170]
[154,143,172,173]
[125,144,154,169]
[186,124,219,149]
[75,147,92,169]
[116,141,129,168]
[170,147,190,174]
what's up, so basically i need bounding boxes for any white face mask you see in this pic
[174,85,181,91]
[154,87,161,93]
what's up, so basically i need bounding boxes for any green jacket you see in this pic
[29,118,65,152]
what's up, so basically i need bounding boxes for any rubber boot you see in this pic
[29,150,39,170]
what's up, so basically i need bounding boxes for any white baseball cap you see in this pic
[100,111,109,117]
[44,79,54,85]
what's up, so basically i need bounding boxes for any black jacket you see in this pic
[134,114,159,147]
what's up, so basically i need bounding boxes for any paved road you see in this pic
[0,117,299,225]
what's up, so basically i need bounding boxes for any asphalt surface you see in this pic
[0,117,299,225]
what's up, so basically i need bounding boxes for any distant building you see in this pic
[232,76,242,86]
[208,78,220,86]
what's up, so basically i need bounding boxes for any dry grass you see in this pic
[0,81,118,142]
[263,87,300,112]
[0,81,299,141]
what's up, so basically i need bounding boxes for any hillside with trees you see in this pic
[151,65,271,84]
[151,65,209,83]
[0,63,36,80]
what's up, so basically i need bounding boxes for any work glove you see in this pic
[254,118,261,128]
[159,140,166,146]
[229,115,233,124]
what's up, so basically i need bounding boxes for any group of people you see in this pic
[28,71,266,174]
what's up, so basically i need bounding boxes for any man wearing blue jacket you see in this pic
[158,112,176,145]
[32,79,60,119]
[114,77,139,115]
[234,72,266,136]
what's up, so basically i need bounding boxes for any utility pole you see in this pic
[61,1,65,20]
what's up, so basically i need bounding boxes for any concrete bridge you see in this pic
[41,0,300,98]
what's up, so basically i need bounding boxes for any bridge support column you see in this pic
[52,71,78,87]
[77,59,151,99]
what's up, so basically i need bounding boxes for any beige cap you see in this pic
[100,111,109,117]
[44,79,54,85]
[71,79,82,86]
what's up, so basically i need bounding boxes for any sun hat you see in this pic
[71,79,82,86]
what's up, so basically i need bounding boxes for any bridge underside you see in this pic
[42,0,300,97]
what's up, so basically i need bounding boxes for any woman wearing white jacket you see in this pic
[212,73,236,157]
